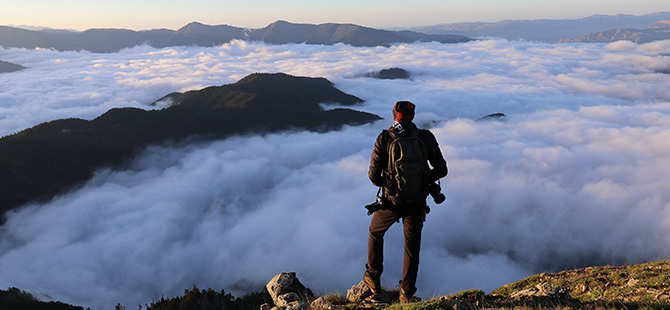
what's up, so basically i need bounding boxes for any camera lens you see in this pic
[433,193,445,204]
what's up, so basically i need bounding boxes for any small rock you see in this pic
[537,283,560,295]
[277,292,300,306]
[285,301,309,310]
[510,287,539,299]
[266,272,316,307]
[360,295,391,307]
[510,282,569,299]
[575,283,588,294]
[347,281,373,303]
[310,297,334,310]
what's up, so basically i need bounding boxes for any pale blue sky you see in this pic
[2,0,670,30]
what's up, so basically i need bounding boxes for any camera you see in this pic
[364,195,385,216]
[428,181,446,204]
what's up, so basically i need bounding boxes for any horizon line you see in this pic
[4,11,669,32]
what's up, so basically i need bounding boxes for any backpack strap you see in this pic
[386,129,422,174]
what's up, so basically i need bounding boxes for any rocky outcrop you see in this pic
[266,272,316,308]
[263,272,399,310]
[264,273,339,310]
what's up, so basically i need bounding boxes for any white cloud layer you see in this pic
[1,39,670,309]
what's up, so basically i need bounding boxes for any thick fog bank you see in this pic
[1,39,670,309]
[2,40,670,137]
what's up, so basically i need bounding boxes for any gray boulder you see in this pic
[266,272,316,307]
[310,297,335,310]
[346,281,374,303]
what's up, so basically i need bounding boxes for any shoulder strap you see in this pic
[386,129,423,174]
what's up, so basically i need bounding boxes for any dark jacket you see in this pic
[368,121,448,196]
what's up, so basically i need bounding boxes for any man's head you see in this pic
[393,101,415,122]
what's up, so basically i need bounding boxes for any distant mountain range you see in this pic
[560,19,670,43]
[3,13,670,55]
[0,20,472,53]
[414,12,670,43]
[0,73,380,217]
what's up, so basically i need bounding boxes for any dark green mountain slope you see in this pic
[0,73,380,217]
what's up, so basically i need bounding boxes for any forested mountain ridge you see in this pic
[0,21,472,52]
[0,73,380,217]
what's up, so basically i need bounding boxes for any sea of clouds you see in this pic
[1,39,670,309]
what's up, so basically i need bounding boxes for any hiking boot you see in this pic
[399,288,417,304]
[364,271,381,295]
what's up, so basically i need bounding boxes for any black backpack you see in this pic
[385,127,429,205]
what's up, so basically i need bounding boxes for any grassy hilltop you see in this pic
[3,260,670,309]
[372,260,670,310]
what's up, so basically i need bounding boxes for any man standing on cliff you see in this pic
[364,101,448,303]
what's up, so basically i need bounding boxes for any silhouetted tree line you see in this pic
[0,73,380,219]
[0,287,86,310]
[146,285,270,310]
[0,285,269,310]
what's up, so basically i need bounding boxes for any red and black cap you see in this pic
[393,101,415,122]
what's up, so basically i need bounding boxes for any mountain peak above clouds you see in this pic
[649,19,670,29]
[0,73,379,218]
[175,21,245,36]
[0,60,25,73]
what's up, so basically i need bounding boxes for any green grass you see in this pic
[348,260,668,310]
[385,298,448,310]
[322,292,347,305]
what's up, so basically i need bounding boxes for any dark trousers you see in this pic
[366,204,424,296]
